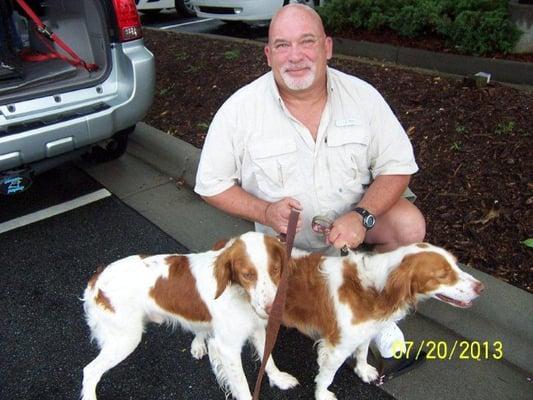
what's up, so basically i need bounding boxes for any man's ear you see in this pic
[325,36,333,60]
[264,45,272,67]
[213,248,232,299]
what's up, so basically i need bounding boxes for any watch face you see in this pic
[365,215,376,229]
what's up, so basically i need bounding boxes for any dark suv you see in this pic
[0,0,155,194]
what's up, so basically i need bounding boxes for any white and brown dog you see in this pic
[281,242,484,400]
[81,231,299,400]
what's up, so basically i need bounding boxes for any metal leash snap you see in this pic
[311,214,334,235]
[311,213,350,256]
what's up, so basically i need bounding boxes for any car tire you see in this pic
[175,0,196,17]
[87,126,133,163]
[140,9,162,15]
[221,20,246,28]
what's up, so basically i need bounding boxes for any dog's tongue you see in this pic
[435,294,473,308]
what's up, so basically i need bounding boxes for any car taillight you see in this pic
[112,0,142,42]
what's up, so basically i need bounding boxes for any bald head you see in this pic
[269,4,326,44]
[264,3,332,95]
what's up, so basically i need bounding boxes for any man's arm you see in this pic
[202,185,302,234]
[356,175,410,216]
[327,175,410,249]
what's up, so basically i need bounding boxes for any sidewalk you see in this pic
[81,122,532,400]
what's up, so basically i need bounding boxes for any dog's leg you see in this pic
[314,341,351,400]
[352,340,379,383]
[82,332,142,400]
[208,337,251,400]
[191,332,208,359]
[250,329,299,390]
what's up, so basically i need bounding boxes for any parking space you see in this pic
[0,164,395,399]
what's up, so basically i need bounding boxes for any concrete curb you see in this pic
[128,123,532,374]
[333,37,533,86]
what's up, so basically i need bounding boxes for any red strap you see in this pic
[15,0,98,72]
[252,209,300,400]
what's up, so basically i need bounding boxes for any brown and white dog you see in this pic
[81,231,299,400]
[281,242,484,400]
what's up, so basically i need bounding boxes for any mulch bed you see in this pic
[143,29,533,293]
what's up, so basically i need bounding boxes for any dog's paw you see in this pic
[190,336,207,359]
[268,371,299,390]
[315,389,337,400]
[354,363,379,383]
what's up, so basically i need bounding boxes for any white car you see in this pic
[191,0,324,24]
[136,0,196,17]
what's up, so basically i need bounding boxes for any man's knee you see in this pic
[398,209,426,245]
[366,201,426,250]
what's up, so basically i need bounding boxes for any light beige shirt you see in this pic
[195,67,418,252]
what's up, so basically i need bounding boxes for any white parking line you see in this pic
[0,188,112,234]
[160,18,214,30]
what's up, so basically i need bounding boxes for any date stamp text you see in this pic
[392,340,504,361]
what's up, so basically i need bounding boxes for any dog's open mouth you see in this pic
[435,294,473,308]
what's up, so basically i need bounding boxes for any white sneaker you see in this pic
[373,323,406,358]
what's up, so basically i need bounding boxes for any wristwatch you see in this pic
[352,207,376,230]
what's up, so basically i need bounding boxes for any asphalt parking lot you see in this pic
[0,165,395,400]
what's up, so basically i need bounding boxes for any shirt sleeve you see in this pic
[368,88,418,178]
[194,100,242,197]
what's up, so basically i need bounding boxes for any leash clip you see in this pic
[37,25,53,40]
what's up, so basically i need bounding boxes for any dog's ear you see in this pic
[264,235,286,280]
[385,255,418,308]
[213,246,233,299]
[212,238,229,251]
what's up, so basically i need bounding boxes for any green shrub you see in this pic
[444,10,521,55]
[388,1,441,37]
[319,0,392,31]
[441,0,508,16]
[318,0,521,55]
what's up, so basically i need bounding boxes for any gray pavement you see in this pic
[80,122,533,400]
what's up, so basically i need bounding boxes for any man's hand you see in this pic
[327,212,366,250]
[264,197,303,234]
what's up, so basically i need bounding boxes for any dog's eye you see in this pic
[242,272,256,281]
[436,271,449,279]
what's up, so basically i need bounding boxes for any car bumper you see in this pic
[192,0,283,21]
[0,40,155,172]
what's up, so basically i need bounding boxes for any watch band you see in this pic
[352,207,376,230]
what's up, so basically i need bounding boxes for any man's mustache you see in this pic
[282,63,313,73]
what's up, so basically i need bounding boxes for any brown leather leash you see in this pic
[252,209,300,400]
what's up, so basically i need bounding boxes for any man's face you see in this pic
[265,8,332,93]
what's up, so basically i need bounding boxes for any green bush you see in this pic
[320,0,392,31]
[444,10,521,55]
[388,1,441,37]
[318,0,521,55]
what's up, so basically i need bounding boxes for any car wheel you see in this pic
[284,0,320,6]
[140,9,162,15]
[175,0,196,17]
[87,126,133,163]
[221,20,246,28]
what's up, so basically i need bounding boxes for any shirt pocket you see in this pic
[249,137,299,199]
[326,127,371,198]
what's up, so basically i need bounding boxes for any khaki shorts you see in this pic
[403,187,417,203]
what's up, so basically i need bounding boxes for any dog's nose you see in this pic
[265,303,273,315]
[473,281,485,295]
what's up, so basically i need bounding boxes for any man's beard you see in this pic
[280,63,316,91]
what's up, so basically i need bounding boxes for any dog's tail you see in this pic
[82,264,112,349]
